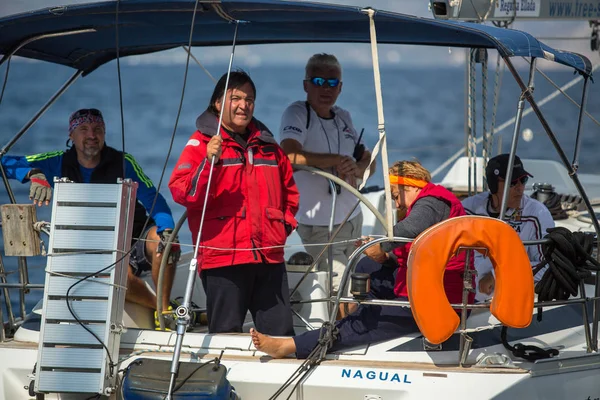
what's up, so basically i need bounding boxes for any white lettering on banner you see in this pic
[494,0,541,17]
[341,369,412,384]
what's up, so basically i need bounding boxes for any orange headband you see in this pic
[389,175,428,188]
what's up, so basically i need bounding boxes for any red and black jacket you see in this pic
[392,183,475,305]
[169,111,299,271]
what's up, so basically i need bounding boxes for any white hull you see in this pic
[2,296,599,399]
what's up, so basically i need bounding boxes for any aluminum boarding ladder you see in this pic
[34,178,137,396]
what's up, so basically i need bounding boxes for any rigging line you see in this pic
[191,20,242,263]
[181,46,217,83]
[468,0,495,22]
[164,19,241,398]
[490,51,504,158]
[125,1,205,285]
[431,64,597,179]
[115,0,126,177]
[154,0,202,329]
[481,50,489,166]
[525,58,600,128]
[0,56,10,106]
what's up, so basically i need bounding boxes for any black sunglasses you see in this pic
[307,77,341,88]
[500,176,529,187]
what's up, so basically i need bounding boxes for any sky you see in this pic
[1,0,598,68]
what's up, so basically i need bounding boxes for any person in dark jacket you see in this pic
[250,160,474,359]
[1,109,180,325]
[169,71,299,335]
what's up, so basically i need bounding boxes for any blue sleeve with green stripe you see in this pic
[1,152,63,184]
[124,153,175,232]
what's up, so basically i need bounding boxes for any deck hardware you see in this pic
[423,338,442,351]
[1,205,41,257]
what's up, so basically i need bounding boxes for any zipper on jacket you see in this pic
[250,238,259,261]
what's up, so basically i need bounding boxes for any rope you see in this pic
[500,326,559,361]
[181,46,217,83]
[481,49,489,168]
[501,227,599,362]
[533,227,600,302]
[489,51,504,159]
[530,191,571,220]
[268,322,339,400]
[467,49,477,196]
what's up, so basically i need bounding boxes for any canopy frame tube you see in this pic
[504,56,600,352]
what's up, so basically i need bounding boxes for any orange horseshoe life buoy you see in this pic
[407,215,534,344]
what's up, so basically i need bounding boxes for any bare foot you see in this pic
[250,328,296,359]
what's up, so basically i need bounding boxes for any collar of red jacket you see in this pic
[195,110,277,145]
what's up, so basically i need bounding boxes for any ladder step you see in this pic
[54,206,117,226]
[47,253,122,274]
[42,323,107,345]
[54,183,121,203]
[45,299,108,322]
[40,347,104,369]
[46,275,111,298]
[51,230,117,252]
[37,371,102,393]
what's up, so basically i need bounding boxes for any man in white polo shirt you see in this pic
[279,53,375,293]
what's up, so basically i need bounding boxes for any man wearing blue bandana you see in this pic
[1,108,181,329]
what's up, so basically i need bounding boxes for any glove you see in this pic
[157,229,181,265]
[285,222,293,236]
[29,172,52,206]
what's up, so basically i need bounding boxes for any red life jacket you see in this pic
[392,182,474,304]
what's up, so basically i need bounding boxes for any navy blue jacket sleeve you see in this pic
[124,153,175,232]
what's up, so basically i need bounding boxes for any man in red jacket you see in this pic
[250,160,473,358]
[169,71,299,335]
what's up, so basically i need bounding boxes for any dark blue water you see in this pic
[1,61,598,316]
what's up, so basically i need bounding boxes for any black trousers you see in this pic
[201,262,295,335]
[293,257,418,358]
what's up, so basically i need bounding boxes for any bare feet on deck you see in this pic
[250,328,296,359]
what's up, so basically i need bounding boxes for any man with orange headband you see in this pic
[250,160,474,359]
[462,153,554,301]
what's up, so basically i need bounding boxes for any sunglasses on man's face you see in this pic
[308,77,341,88]
[501,176,529,187]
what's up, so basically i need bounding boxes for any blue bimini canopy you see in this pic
[0,0,593,76]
